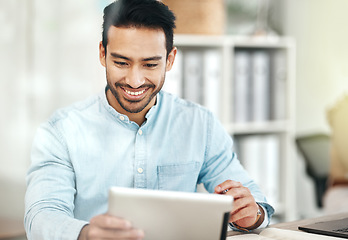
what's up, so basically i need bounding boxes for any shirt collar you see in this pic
[145,91,161,121]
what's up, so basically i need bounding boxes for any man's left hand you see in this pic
[214,180,260,228]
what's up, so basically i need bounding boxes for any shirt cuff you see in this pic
[257,205,269,229]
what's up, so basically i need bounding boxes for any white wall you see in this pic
[0,0,108,220]
[0,0,30,219]
[282,0,348,134]
[281,0,348,219]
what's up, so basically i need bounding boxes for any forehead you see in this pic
[106,26,167,58]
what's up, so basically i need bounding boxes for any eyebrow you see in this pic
[110,53,130,61]
[110,52,162,62]
[142,56,163,61]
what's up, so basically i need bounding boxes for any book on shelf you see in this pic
[233,50,252,123]
[227,228,339,240]
[203,49,221,118]
[251,50,271,122]
[261,134,280,206]
[162,49,183,97]
[183,49,203,105]
[238,135,262,188]
[233,49,273,123]
[167,47,221,117]
[270,49,287,120]
[236,134,280,207]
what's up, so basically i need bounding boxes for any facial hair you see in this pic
[106,73,166,114]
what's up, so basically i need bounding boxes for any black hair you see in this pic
[102,0,176,57]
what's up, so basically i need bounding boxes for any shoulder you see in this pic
[157,91,224,138]
[47,94,100,127]
[159,91,213,118]
[32,93,104,151]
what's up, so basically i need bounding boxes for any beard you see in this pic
[106,74,165,114]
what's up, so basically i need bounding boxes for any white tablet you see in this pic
[108,187,233,240]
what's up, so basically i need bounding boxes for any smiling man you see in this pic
[24,0,274,239]
[101,26,174,125]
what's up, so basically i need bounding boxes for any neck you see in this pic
[128,112,146,126]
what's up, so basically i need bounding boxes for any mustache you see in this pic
[115,82,155,89]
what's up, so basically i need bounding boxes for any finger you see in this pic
[229,206,257,223]
[228,185,252,200]
[90,214,132,230]
[87,226,144,239]
[231,197,258,216]
[214,180,242,194]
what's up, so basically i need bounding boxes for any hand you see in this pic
[78,213,144,240]
[214,180,260,229]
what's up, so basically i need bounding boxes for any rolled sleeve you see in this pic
[25,121,86,239]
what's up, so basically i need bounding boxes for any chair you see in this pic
[295,133,330,208]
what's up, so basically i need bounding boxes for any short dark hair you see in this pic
[102,0,176,57]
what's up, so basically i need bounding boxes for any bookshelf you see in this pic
[166,34,296,222]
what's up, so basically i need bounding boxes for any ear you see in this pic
[166,47,177,72]
[99,41,106,67]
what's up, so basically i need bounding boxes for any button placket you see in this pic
[134,127,146,188]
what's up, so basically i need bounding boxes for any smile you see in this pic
[124,89,146,96]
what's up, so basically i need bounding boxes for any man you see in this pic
[25,0,274,239]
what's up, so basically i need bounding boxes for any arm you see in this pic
[25,122,144,240]
[198,112,274,230]
[25,122,88,239]
[24,123,87,239]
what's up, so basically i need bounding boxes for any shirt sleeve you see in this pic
[24,121,88,240]
[198,112,275,227]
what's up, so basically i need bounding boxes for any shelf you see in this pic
[174,34,225,47]
[174,34,295,49]
[225,120,292,135]
[172,34,296,222]
[230,35,295,49]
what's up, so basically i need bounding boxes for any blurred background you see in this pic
[1,0,348,238]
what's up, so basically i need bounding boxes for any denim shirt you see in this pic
[25,89,274,239]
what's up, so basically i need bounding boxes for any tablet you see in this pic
[108,187,233,240]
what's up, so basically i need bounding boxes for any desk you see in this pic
[270,213,348,232]
[227,213,348,237]
[0,218,25,239]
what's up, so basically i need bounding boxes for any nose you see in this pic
[125,66,145,88]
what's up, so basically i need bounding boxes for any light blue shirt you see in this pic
[25,89,274,239]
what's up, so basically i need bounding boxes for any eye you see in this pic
[114,61,128,67]
[145,63,158,68]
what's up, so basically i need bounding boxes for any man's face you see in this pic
[99,26,176,115]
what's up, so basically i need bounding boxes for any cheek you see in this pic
[149,71,165,86]
[150,65,167,83]
[106,66,125,81]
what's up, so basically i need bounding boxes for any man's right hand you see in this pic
[78,214,145,240]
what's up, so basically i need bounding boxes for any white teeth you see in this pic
[125,89,145,96]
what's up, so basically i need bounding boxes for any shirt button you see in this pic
[119,116,125,121]
[138,129,143,135]
[137,168,144,174]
